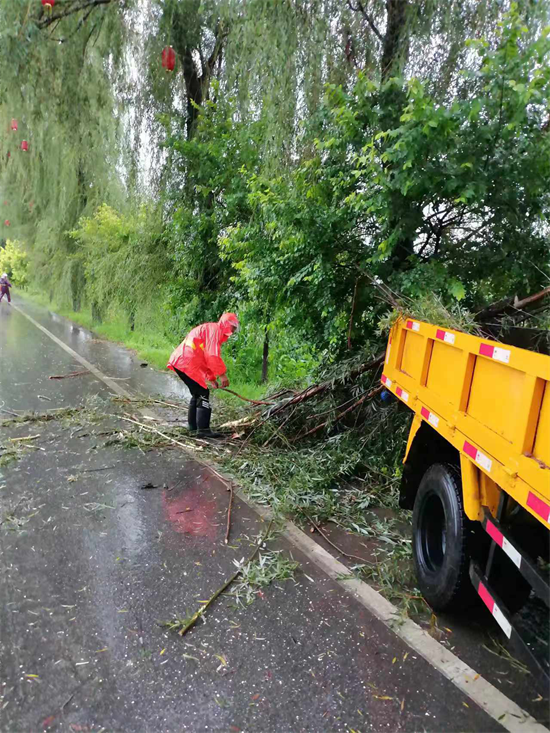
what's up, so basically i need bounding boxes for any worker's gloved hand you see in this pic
[206,379,219,390]
[219,374,230,389]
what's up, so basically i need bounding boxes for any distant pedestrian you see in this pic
[167,313,240,438]
[0,273,12,304]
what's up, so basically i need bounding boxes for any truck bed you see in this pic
[381,319,550,530]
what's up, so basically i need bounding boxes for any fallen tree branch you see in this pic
[302,511,374,566]
[299,384,383,439]
[225,484,233,545]
[165,519,274,637]
[119,416,203,450]
[49,370,90,380]
[476,285,550,322]
[0,404,20,417]
[9,434,40,443]
[268,352,385,418]
[220,388,275,406]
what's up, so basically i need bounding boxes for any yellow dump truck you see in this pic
[382,318,549,675]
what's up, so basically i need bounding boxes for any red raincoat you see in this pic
[167,313,239,389]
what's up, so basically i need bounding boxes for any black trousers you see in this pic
[173,368,209,401]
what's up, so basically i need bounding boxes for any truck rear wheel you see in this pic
[412,463,473,611]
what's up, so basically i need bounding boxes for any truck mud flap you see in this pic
[480,507,550,607]
[470,509,550,691]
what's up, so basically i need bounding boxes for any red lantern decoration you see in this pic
[3,201,7,206]
[41,0,55,10]
[21,140,29,152]
[4,220,10,227]
[162,46,176,72]
[11,119,18,131]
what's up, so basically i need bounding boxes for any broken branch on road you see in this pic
[302,510,374,566]
[49,370,91,380]
[162,519,274,637]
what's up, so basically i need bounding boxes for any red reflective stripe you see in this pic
[396,387,403,398]
[463,441,477,460]
[436,329,445,340]
[485,520,504,548]
[381,374,388,385]
[406,320,413,329]
[527,492,550,522]
[478,581,494,613]
[479,343,494,358]
[421,407,429,420]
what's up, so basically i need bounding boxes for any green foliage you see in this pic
[219,10,550,357]
[0,0,127,308]
[378,294,481,336]
[161,92,265,324]
[0,239,28,286]
[69,203,169,325]
[230,550,299,606]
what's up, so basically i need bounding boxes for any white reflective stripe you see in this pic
[412,322,420,331]
[493,347,510,364]
[428,413,439,428]
[475,450,492,473]
[444,332,455,345]
[401,390,409,403]
[492,604,512,639]
[502,538,522,569]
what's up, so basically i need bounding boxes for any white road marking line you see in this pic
[13,300,548,733]
[12,303,132,400]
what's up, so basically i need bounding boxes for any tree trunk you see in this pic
[378,0,418,271]
[171,11,226,141]
[91,301,102,324]
[380,0,409,82]
[261,326,269,384]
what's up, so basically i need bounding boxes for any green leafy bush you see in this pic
[0,240,29,286]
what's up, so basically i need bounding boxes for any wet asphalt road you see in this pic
[0,297,542,732]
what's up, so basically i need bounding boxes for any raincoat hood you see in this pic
[218,312,240,337]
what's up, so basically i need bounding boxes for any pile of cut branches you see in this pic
[223,284,550,448]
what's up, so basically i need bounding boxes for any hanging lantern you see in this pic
[41,0,55,12]
[21,140,29,152]
[2,201,7,206]
[29,201,34,211]
[162,46,176,72]
[11,119,18,131]
[4,220,10,227]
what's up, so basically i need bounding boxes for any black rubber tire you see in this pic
[412,463,474,611]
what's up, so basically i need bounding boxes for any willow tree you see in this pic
[0,0,128,310]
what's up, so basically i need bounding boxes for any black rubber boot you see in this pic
[188,396,197,433]
[196,398,224,439]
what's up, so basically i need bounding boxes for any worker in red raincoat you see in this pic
[0,273,12,304]
[167,313,240,438]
